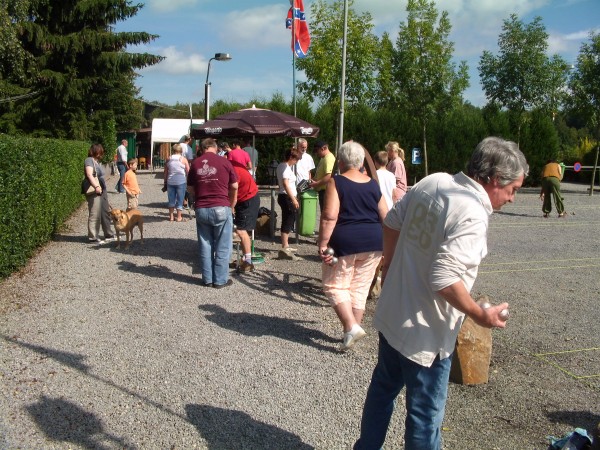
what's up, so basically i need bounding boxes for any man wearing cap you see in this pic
[310,141,335,211]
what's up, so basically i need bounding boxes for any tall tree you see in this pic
[0,0,31,99]
[568,32,600,192]
[392,0,469,175]
[4,0,163,140]
[479,14,554,143]
[295,0,380,106]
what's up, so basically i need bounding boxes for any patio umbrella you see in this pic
[190,105,319,139]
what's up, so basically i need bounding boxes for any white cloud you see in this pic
[146,0,200,13]
[140,46,209,74]
[219,4,290,49]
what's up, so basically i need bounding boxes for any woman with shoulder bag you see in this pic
[84,144,115,244]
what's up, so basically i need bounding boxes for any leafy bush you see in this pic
[0,135,88,279]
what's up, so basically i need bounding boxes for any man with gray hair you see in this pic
[295,138,315,185]
[354,137,529,450]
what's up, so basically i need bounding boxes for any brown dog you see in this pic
[109,208,144,248]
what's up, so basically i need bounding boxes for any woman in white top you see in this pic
[276,147,301,256]
[163,143,190,222]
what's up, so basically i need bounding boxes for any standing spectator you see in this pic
[164,144,190,222]
[188,138,238,288]
[232,163,260,272]
[540,159,566,218]
[385,141,407,202]
[115,139,128,194]
[295,138,315,185]
[310,141,335,211]
[374,151,396,210]
[84,144,116,244]
[228,140,252,172]
[354,137,528,450]
[277,147,301,259]
[218,142,230,158]
[123,158,142,211]
[243,139,259,179]
[318,141,388,351]
[181,135,194,162]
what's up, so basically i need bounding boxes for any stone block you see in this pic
[450,314,492,385]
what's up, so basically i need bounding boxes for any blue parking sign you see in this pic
[412,148,422,165]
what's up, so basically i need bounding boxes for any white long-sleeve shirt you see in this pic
[374,172,493,367]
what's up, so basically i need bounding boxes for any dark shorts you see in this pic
[234,195,260,231]
[277,194,297,233]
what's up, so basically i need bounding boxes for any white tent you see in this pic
[150,118,204,169]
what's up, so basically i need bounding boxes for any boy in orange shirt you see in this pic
[123,158,142,211]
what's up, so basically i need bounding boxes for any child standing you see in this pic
[123,158,142,211]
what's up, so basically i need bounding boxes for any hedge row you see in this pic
[0,135,89,279]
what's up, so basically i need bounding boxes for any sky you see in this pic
[114,0,600,111]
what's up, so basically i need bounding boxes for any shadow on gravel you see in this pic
[117,260,198,284]
[546,410,600,431]
[26,396,132,449]
[199,304,338,353]
[233,270,327,307]
[185,404,314,449]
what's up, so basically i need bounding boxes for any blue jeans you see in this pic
[354,333,452,450]
[167,183,187,210]
[116,162,127,193]
[195,206,233,285]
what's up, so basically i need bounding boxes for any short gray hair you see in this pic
[337,141,365,170]
[467,137,529,186]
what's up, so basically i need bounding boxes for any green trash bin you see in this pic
[299,189,318,236]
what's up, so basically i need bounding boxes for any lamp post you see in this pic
[204,52,232,121]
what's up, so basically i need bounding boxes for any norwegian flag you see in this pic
[286,0,311,58]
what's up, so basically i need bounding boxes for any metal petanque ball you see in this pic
[323,247,335,256]
[499,309,510,320]
[330,256,338,265]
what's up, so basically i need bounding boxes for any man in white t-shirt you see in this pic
[294,138,315,185]
[181,135,194,161]
[374,151,396,210]
[115,139,128,194]
[355,137,529,450]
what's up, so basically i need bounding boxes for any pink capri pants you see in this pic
[322,251,382,310]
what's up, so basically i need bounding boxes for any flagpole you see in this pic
[292,0,297,118]
[337,0,349,153]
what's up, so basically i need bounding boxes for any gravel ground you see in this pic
[1,169,599,450]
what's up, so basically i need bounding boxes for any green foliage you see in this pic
[568,33,600,138]
[519,110,560,184]
[390,0,469,175]
[0,135,88,279]
[295,0,380,105]
[1,0,163,139]
[478,14,567,143]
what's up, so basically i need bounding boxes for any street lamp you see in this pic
[204,52,232,121]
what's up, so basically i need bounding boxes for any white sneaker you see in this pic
[284,246,298,252]
[340,326,367,351]
[103,237,117,243]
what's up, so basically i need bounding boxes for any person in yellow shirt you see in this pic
[310,141,335,211]
[540,159,566,218]
[123,158,142,211]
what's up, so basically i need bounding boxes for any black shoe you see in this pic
[213,279,233,289]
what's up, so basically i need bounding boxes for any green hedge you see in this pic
[0,135,89,279]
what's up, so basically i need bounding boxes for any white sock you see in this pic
[244,253,252,263]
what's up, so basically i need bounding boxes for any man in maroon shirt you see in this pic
[188,138,238,288]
